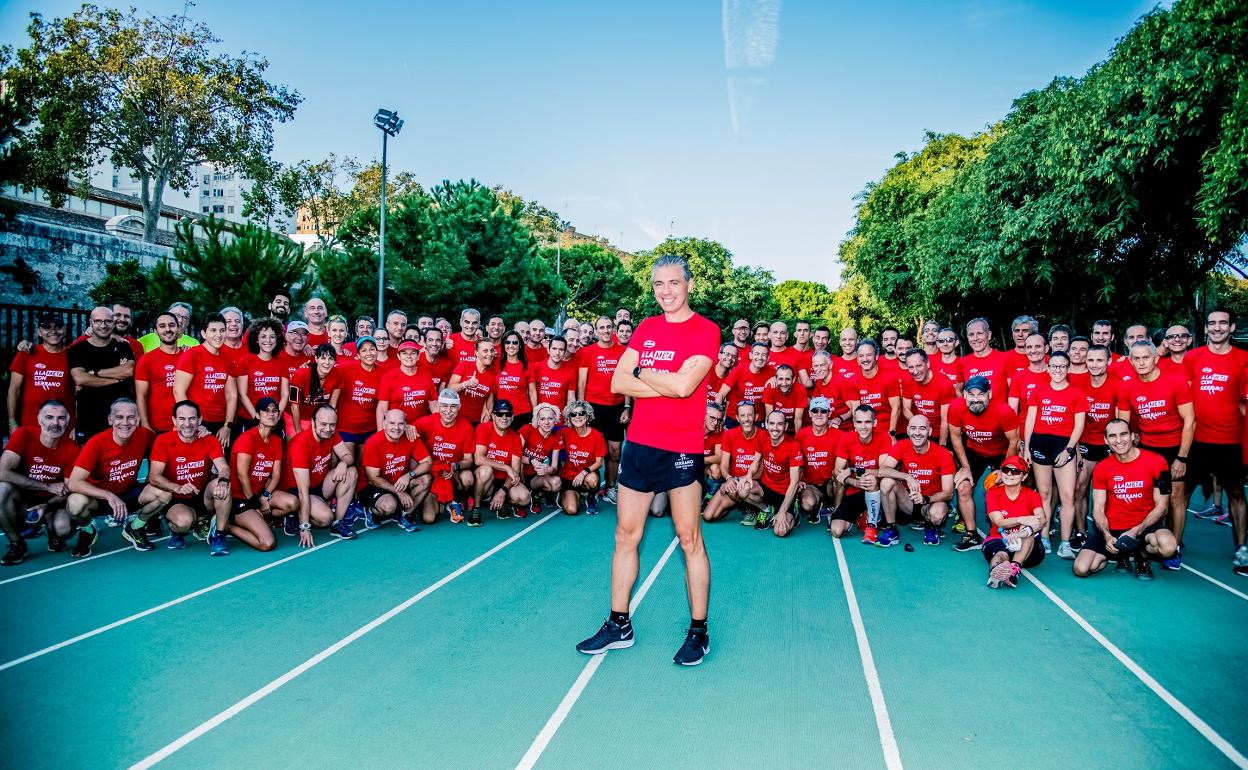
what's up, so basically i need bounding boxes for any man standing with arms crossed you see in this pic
[577,255,719,666]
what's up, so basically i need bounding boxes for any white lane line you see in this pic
[1021,568,1248,768]
[130,511,561,770]
[516,536,681,770]
[0,536,172,586]
[832,537,904,770]
[1180,564,1248,603]
[0,537,343,672]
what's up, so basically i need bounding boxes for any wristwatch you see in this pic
[632,366,642,379]
[298,522,312,532]
[260,490,272,499]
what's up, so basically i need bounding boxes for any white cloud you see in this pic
[722,0,782,69]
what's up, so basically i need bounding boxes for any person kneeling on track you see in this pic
[982,455,1046,588]
[830,405,891,541]
[1073,419,1178,581]
[472,399,531,525]
[754,410,804,537]
[359,409,433,531]
[518,402,563,517]
[0,400,78,565]
[146,400,231,552]
[795,397,840,526]
[878,414,955,547]
[227,397,287,554]
[273,404,359,545]
[700,401,763,524]
[413,389,476,524]
[559,400,607,515]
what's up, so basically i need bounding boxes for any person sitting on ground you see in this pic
[982,454,1046,589]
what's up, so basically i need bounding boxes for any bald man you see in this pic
[68,307,137,442]
[877,415,956,547]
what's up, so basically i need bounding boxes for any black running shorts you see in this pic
[618,440,704,494]
[1187,442,1245,490]
[590,402,628,443]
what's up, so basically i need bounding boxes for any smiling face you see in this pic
[651,264,692,315]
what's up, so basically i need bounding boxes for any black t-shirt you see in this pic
[67,338,136,436]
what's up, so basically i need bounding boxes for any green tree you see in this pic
[773,280,836,325]
[86,257,184,326]
[548,242,640,320]
[5,4,300,242]
[173,216,312,317]
[628,237,776,328]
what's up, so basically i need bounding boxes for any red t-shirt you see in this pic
[947,399,1019,458]
[1185,346,1248,444]
[306,330,329,348]
[496,360,533,414]
[277,349,313,382]
[533,361,577,412]
[378,368,436,423]
[810,376,847,416]
[704,429,724,460]
[720,426,764,478]
[834,430,891,496]
[219,342,247,371]
[135,347,180,431]
[885,440,955,496]
[337,362,385,434]
[1026,382,1087,438]
[476,422,524,479]
[447,332,479,366]
[452,361,498,423]
[1081,378,1119,447]
[832,356,858,382]
[579,343,626,406]
[290,365,344,415]
[519,424,562,476]
[1092,450,1169,529]
[843,368,901,426]
[767,346,801,373]
[759,436,803,494]
[8,345,73,427]
[413,414,476,463]
[4,426,79,498]
[1157,356,1187,379]
[417,352,457,392]
[1008,368,1049,411]
[1006,349,1030,374]
[73,427,154,494]
[706,365,730,402]
[559,427,607,480]
[360,431,430,490]
[986,485,1044,539]
[722,365,775,418]
[524,343,549,367]
[796,426,839,485]
[627,313,721,453]
[234,354,288,411]
[792,347,815,378]
[231,427,283,499]
[930,356,962,387]
[959,350,1011,395]
[176,346,232,422]
[1116,373,1192,448]
[760,383,803,431]
[902,375,955,437]
[279,429,343,490]
[149,431,223,497]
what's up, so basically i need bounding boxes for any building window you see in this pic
[213,189,224,197]
[112,174,119,188]
[227,205,234,214]
[202,189,210,197]
[203,206,210,213]
[203,174,211,185]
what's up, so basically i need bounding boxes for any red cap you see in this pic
[1000,455,1028,473]
[397,340,421,352]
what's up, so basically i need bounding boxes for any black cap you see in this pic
[493,399,515,415]
[37,312,65,327]
[255,396,280,412]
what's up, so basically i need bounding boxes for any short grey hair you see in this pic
[168,302,193,314]
[460,308,481,321]
[651,255,691,281]
[1011,315,1039,335]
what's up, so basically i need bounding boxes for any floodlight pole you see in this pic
[378,128,388,323]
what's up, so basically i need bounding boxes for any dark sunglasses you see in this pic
[999,467,1025,476]
[568,411,588,418]
[809,408,830,414]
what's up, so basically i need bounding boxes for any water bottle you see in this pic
[865,490,882,526]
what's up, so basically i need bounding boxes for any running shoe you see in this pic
[71,526,99,559]
[447,501,465,524]
[875,526,899,548]
[1213,511,1231,526]
[856,512,869,531]
[343,500,364,525]
[806,509,820,525]
[1162,550,1182,571]
[1070,531,1087,551]
[496,504,511,520]
[398,514,421,533]
[514,504,529,519]
[586,495,599,515]
[526,499,541,516]
[861,525,878,545]
[1040,537,1052,555]
[192,518,211,541]
[1233,545,1248,576]
[819,506,832,523]
[741,509,755,527]
[1192,503,1224,519]
[144,517,163,538]
[46,529,67,552]
[282,514,300,537]
[673,627,710,666]
[2,540,29,566]
[167,532,186,550]
[953,531,982,552]
[1135,555,1155,581]
[909,520,926,531]
[576,619,635,654]
[754,506,773,530]
[987,560,1020,588]
[363,506,380,530]
[605,487,618,505]
[1115,554,1132,572]
[923,526,940,546]
[1057,541,1075,560]
[952,520,967,534]
[467,509,482,527]
[207,518,229,556]
[329,520,357,540]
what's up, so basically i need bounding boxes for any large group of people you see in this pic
[4,259,1247,665]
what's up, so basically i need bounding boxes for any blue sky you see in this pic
[2,0,1164,285]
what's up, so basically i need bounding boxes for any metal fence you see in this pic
[1,303,90,368]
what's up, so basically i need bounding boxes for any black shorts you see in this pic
[357,484,394,508]
[117,485,147,514]
[760,485,787,510]
[1187,442,1245,490]
[982,536,1046,568]
[1029,433,1072,467]
[283,485,329,501]
[229,495,274,516]
[339,429,375,445]
[961,451,1003,485]
[618,440,704,494]
[590,402,627,443]
[1084,522,1168,557]
[1141,444,1180,468]
[1078,443,1111,463]
[169,493,209,520]
[831,493,867,523]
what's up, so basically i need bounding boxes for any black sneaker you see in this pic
[576,619,635,654]
[1134,554,1154,581]
[467,510,482,527]
[282,514,300,537]
[953,531,983,552]
[122,522,155,552]
[46,529,68,552]
[144,517,164,538]
[673,627,710,666]
[1115,554,1132,572]
[805,510,820,525]
[2,539,29,566]
[1070,531,1088,551]
[71,527,99,559]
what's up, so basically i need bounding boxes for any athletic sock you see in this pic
[690,618,707,633]
[80,521,96,536]
[610,610,630,627]
[129,517,145,530]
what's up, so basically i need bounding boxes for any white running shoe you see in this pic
[1057,541,1075,560]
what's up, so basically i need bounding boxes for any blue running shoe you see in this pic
[1162,552,1182,571]
[586,495,599,515]
[343,500,365,525]
[447,501,465,524]
[209,532,229,556]
[329,520,357,540]
[576,619,634,654]
[363,507,379,530]
[167,532,186,550]
[876,527,899,548]
[398,514,421,533]
[673,627,710,666]
[923,527,940,546]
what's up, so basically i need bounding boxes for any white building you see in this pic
[90,160,292,233]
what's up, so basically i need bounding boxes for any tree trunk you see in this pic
[140,171,171,243]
